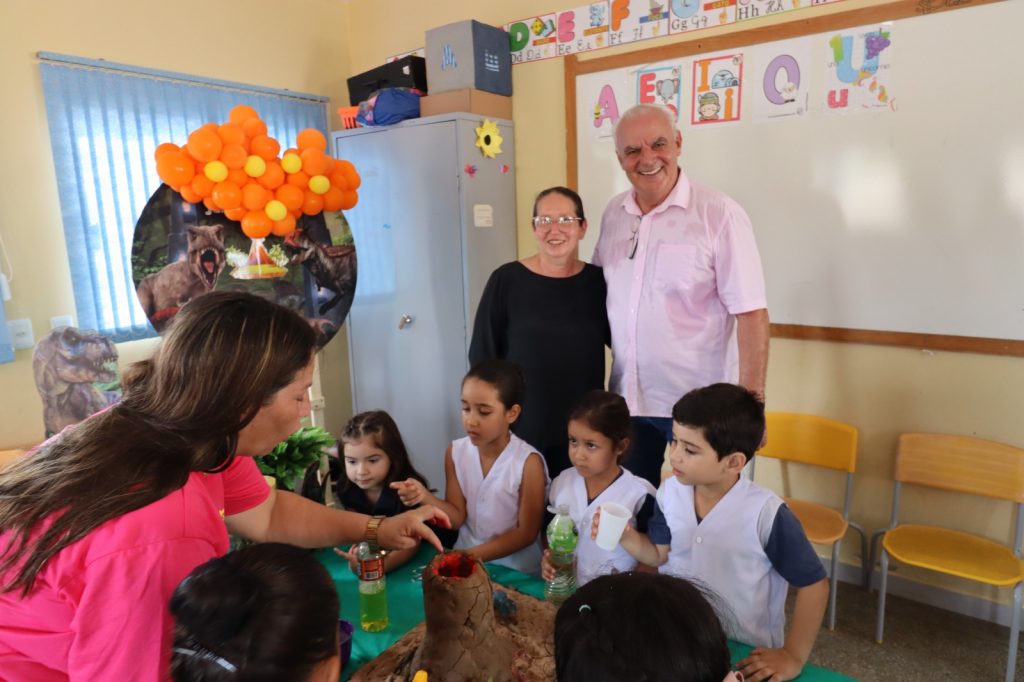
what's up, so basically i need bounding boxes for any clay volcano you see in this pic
[351,552,556,681]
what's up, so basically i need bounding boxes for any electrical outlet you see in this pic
[7,318,34,350]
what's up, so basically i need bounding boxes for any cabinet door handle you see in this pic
[398,314,414,330]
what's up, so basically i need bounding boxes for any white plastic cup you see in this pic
[595,502,631,550]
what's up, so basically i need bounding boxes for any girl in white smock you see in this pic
[543,390,656,586]
[392,359,549,575]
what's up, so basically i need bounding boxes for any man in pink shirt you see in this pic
[592,104,769,487]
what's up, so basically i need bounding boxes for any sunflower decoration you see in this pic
[474,120,503,159]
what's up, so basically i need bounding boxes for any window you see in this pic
[39,53,328,342]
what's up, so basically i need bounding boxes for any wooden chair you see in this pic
[874,433,1024,682]
[752,412,864,630]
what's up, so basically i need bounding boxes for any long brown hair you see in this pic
[0,291,317,594]
[338,410,429,494]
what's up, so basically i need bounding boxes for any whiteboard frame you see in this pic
[565,0,1021,357]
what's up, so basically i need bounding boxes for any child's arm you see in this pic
[737,577,828,681]
[391,445,467,528]
[466,452,546,563]
[592,505,669,567]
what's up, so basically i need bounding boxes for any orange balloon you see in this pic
[227,168,249,187]
[154,142,180,162]
[229,105,259,126]
[335,159,356,176]
[241,183,269,211]
[301,190,324,215]
[271,213,297,237]
[241,210,273,239]
[323,156,336,175]
[219,143,248,169]
[186,127,223,163]
[203,196,219,212]
[256,161,285,190]
[217,122,246,146]
[156,150,195,187]
[179,185,201,204]
[190,173,215,199]
[340,190,358,210]
[242,117,267,139]
[300,148,328,176]
[322,186,345,212]
[328,170,349,191]
[225,206,247,221]
[212,181,242,210]
[286,170,310,188]
[296,128,327,152]
[275,183,304,212]
[249,134,281,161]
[344,167,361,191]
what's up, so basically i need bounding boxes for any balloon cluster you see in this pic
[154,105,361,239]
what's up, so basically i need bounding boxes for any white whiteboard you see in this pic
[575,1,1024,342]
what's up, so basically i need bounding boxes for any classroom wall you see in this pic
[0,0,355,445]
[2,0,1022,609]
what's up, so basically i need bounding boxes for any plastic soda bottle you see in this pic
[356,542,388,632]
[545,504,579,605]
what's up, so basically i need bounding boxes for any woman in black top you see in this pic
[469,187,610,478]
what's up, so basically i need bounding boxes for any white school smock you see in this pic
[452,433,549,575]
[549,467,656,586]
[658,475,788,648]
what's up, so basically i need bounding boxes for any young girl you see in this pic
[333,410,435,573]
[170,542,340,682]
[542,390,657,586]
[393,359,549,575]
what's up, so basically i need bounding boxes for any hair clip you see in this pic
[578,603,592,614]
[173,646,238,672]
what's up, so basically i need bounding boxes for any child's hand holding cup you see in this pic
[593,502,631,550]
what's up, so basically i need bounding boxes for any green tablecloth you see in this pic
[317,545,854,681]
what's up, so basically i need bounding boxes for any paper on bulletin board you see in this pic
[821,24,894,114]
[608,0,669,49]
[473,204,495,227]
[636,64,684,120]
[748,38,811,121]
[555,2,611,56]
[670,0,736,35]
[691,53,744,125]
[507,13,560,63]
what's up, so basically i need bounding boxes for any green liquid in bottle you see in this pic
[359,578,389,632]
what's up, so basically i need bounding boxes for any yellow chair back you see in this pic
[758,412,858,473]
[896,433,1024,503]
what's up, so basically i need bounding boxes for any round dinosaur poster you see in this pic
[131,184,356,348]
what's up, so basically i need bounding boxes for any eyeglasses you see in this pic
[532,215,582,227]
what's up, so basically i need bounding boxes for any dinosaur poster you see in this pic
[131,185,356,348]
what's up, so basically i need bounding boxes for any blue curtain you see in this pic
[0,299,14,364]
[38,53,329,342]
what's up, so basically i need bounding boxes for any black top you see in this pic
[338,484,404,517]
[469,261,610,477]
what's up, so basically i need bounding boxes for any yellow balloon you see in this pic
[203,160,228,183]
[264,199,287,222]
[244,155,267,178]
[308,175,330,195]
[281,152,302,174]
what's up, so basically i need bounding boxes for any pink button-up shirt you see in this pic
[593,169,767,417]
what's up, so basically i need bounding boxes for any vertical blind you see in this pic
[39,53,329,342]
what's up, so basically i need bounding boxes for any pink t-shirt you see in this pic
[593,169,767,417]
[0,457,269,681]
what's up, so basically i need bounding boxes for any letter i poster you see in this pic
[554,2,611,56]
[691,53,744,125]
[822,24,895,114]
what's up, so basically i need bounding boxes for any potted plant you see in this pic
[257,425,336,493]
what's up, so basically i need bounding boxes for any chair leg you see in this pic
[827,539,842,630]
[875,548,890,643]
[847,522,869,588]
[1006,583,1022,682]
[868,529,887,591]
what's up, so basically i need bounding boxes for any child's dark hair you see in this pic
[338,410,429,493]
[463,359,526,410]
[169,542,339,682]
[671,383,765,462]
[568,390,631,461]
[555,571,731,682]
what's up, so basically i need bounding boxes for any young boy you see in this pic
[612,383,828,682]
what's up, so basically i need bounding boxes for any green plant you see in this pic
[257,426,335,491]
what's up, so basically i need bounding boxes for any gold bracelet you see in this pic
[365,515,385,549]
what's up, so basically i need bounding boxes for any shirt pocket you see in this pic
[653,244,698,291]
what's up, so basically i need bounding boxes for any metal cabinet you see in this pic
[333,113,516,492]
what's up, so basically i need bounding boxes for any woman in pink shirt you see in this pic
[0,291,448,681]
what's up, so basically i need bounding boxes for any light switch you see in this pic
[7,318,34,350]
